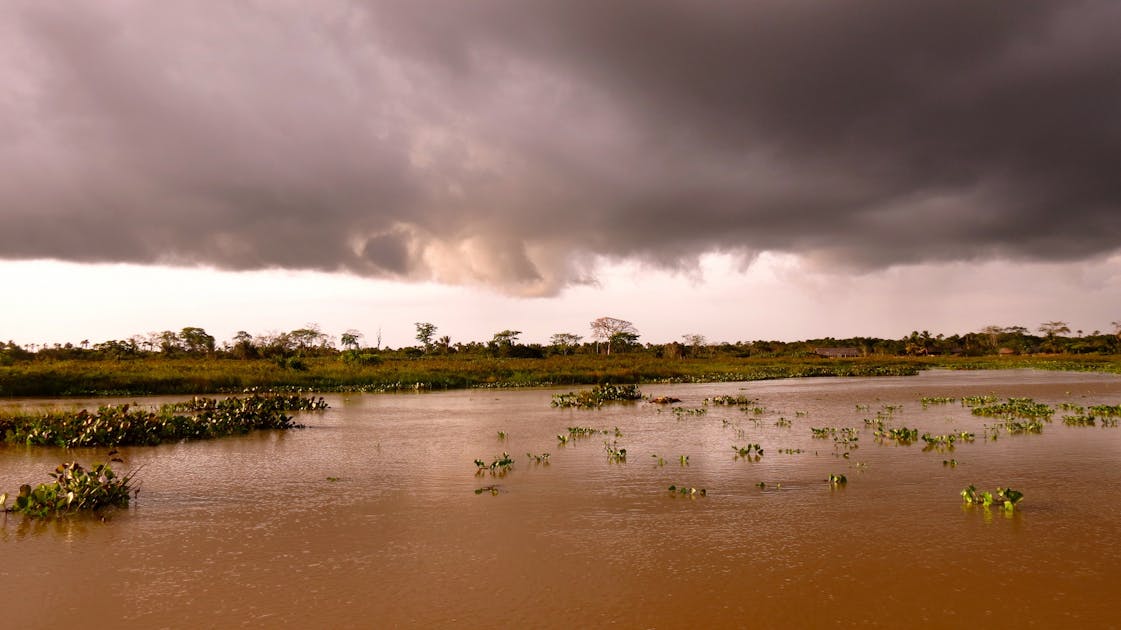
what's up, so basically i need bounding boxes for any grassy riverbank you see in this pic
[3,354,1121,398]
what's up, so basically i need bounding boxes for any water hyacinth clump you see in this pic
[1,459,138,519]
[550,383,642,409]
[0,393,327,447]
[969,398,1054,420]
[705,395,756,406]
[961,485,1024,512]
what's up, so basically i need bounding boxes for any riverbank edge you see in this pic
[3,354,1120,398]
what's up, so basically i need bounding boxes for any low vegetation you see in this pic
[0,393,326,447]
[2,458,138,519]
[961,485,1024,512]
[551,383,642,409]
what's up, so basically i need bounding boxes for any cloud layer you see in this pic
[3,1,1120,294]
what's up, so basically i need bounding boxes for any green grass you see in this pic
[1,354,1120,398]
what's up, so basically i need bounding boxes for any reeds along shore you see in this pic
[2,354,1121,398]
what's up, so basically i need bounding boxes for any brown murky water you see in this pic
[2,369,1121,628]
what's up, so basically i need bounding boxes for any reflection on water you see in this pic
[2,370,1121,627]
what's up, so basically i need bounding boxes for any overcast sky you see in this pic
[2,1,1119,347]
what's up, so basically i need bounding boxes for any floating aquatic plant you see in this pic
[705,395,756,406]
[667,484,706,497]
[474,452,514,476]
[603,440,627,463]
[551,383,642,409]
[920,396,957,407]
[970,398,1054,420]
[732,443,764,459]
[2,456,138,518]
[961,485,1023,511]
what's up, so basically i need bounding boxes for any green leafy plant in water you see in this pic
[961,394,999,407]
[474,452,514,476]
[678,454,689,466]
[671,407,707,417]
[550,383,642,409]
[942,459,957,467]
[705,395,756,406]
[732,443,764,460]
[827,473,847,486]
[497,431,508,440]
[920,396,957,407]
[0,393,326,448]
[875,426,919,445]
[603,440,627,463]
[667,484,706,497]
[525,452,550,464]
[474,485,500,496]
[566,426,603,438]
[774,417,792,428]
[920,431,974,451]
[2,456,138,518]
[1088,404,1121,417]
[970,398,1054,420]
[651,454,666,466]
[961,485,1024,512]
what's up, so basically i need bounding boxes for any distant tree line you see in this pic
[2,319,1120,366]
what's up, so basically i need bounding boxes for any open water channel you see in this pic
[2,369,1120,628]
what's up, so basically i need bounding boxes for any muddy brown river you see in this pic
[2,369,1120,628]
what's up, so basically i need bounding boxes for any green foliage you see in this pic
[961,394,999,407]
[667,484,706,497]
[920,431,974,449]
[732,443,764,459]
[970,398,1054,420]
[474,452,514,476]
[670,406,707,417]
[827,473,847,486]
[961,485,1024,511]
[875,426,919,444]
[705,395,756,406]
[551,383,642,409]
[603,440,628,463]
[0,393,326,447]
[4,354,1121,399]
[2,460,137,518]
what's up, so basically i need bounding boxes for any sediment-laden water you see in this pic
[2,369,1120,628]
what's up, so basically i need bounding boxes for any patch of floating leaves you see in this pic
[0,394,326,447]
[551,383,642,409]
[961,484,1023,512]
[1,456,137,518]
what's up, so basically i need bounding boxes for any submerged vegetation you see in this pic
[0,393,327,447]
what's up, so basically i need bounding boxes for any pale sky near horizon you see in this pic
[2,2,1120,347]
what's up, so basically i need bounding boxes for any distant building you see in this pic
[813,347,862,358]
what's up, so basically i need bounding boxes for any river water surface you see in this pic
[2,369,1120,628]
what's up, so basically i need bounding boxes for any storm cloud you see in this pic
[3,0,1120,295]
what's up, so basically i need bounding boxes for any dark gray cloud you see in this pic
[2,0,1119,294]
